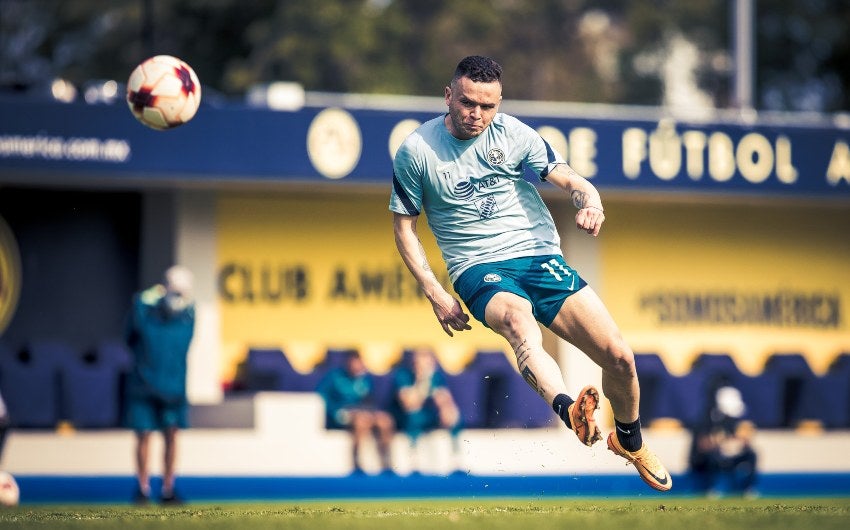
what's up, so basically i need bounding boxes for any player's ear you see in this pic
[444,86,452,105]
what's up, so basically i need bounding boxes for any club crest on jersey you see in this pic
[487,147,505,165]
[483,273,502,283]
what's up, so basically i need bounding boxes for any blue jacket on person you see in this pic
[124,285,195,405]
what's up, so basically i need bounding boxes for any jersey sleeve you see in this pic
[514,119,566,181]
[389,136,424,216]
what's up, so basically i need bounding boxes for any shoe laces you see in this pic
[629,445,663,471]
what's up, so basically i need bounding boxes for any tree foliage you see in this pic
[0,0,847,111]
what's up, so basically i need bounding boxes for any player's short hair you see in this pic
[453,55,502,84]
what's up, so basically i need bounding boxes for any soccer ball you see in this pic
[126,55,201,130]
[0,471,19,507]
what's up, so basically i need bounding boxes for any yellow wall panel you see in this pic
[600,201,850,374]
[216,191,505,379]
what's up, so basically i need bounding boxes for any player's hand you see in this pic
[575,206,605,237]
[431,294,472,336]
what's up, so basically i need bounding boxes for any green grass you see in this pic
[1,498,849,529]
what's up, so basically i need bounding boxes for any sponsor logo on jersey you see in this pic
[483,273,502,283]
[453,179,475,200]
[475,195,499,218]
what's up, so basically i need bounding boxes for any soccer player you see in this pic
[389,55,671,491]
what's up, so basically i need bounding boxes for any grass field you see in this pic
[1,498,849,529]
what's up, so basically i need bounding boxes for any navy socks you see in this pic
[615,417,643,452]
[552,394,575,429]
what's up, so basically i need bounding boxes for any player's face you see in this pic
[444,76,502,140]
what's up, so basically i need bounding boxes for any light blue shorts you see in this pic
[453,254,587,328]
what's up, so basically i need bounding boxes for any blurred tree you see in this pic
[614,0,730,107]
[0,0,847,111]
[757,0,850,112]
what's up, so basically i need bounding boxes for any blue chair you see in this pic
[61,356,123,428]
[762,353,821,427]
[470,351,516,428]
[634,353,679,423]
[464,350,555,428]
[27,339,125,428]
[94,339,134,371]
[26,340,78,369]
[491,369,555,428]
[242,348,297,391]
[817,353,850,429]
[245,347,351,392]
[737,370,785,428]
[0,342,61,428]
[675,353,783,429]
[294,348,359,393]
[368,371,398,412]
[445,367,487,429]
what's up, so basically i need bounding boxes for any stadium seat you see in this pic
[471,351,515,428]
[490,369,555,428]
[26,339,77,371]
[93,339,134,371]
[242,346,351,393]
[674,353,784,429]
[444,367,487,429]
[762,353,821,427]
[60,355,124,428]
[633,353,680,424]
[463,350,556,428]
[817,353,850,428]
[322,348,356,373]
[241,347,298,391]
[368,371,398,413]
[0,342,60,428]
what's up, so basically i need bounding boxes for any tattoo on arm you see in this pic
[418,240,431,272]
[571,190,589,209]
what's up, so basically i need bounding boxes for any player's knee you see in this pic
[498,305,532,336]
[605,339,636,378]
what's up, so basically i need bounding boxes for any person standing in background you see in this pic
[124,265,195,505]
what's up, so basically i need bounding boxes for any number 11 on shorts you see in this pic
[540,258,572,281]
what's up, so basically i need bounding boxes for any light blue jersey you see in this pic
[390,113,566,281]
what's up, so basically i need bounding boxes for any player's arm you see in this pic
[544,163,606,237]
[393,212,472,336]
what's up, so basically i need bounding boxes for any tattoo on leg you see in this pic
[514,338,530,356]
[521,366,539,393]
[514,338,531,371]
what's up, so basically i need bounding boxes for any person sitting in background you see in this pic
[317,350,395,475]
[688,380,758,497]
[394,347,462,474]
[124,265,195,505]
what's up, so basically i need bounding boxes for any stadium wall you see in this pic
[0,95,848,405]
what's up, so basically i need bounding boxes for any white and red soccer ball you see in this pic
[0,471,19,507]
[126,55,201,130]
